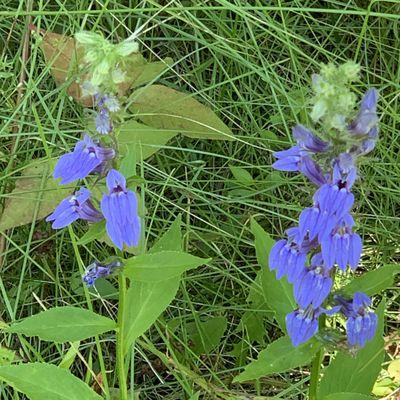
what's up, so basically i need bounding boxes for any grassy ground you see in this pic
[1,1,399,399]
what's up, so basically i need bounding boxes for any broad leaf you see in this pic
[229,166,254,186]
[118,120,177,161]
[233,336,321,382]
[123,216,183,354]
[250,218,295,331]
[0,160,73,231]
[0,362,102,400]
[130,84,234,140]
[321,394,375,400]
[340,264,400,297]
[123,278,180,354]
[124,251,209,282]
[7,307,116,342]
[150,215,182,253]
[318,300,385,397]
[185,317,227,355]
[77,220,106,245]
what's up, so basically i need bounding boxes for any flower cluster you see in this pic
[269,67,379,350]
[47,35,142,286]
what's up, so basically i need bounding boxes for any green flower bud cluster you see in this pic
[310,62,360,134]
[75,31,139,90]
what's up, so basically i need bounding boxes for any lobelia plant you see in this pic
[0,30,221,400]
[234,62,389,399]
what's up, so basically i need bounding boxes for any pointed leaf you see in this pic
[123,216,183,353]
[321,394,375,400]
[124,251,209,282]
[340,264,400,297]
[250,218,295,331]
[318,300,385,397]
[233,336,321,382]
[7,307,116,342]
[0,160,73,231]
[118,120,177,161]
[130,84,234,140]
[0,362,102,400]
[185,317,227,355]
[124,58,173,88]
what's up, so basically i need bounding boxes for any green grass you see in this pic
[1,1,399,399]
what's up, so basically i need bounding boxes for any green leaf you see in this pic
[229,166,254,186]
[124,251,209,282]
[7,307,116,343]
[250,218,295,331]
[118,120,177,161]
[340,264,400,297]
[123,216,183,353]
[0,347,15,366]
[0,362,102,400]
[321,394,375,400]
[123,277,180,354]
[0,160,73,231]
[233,336,321,382]
[318,300,385,398]
[58,342,80,369]
[185,317,227,355]
[126,57,173,88]
[130,84,234,140]
[150,215,182,253]
[77,220,106,245]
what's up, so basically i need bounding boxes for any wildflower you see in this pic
[286,305,340,347]
[272,145,303,171]
[348,89,379,136]
[336,292,378,348]
[46,188,102,229]
[269,228,316,283]
[54,134,115,184]
[95,108,112,135]
[292,124,330,153]
[97,94,120,112]
[100,169,141,250]
[82,260,121,286]
[320,218,362,270]
[293,253,333,308]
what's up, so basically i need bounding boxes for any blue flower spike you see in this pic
[83,260,122,286]
[101,169,141,250]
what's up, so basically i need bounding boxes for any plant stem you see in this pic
[309,348,322,400]
[117,273,128,400]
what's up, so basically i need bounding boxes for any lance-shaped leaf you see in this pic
[0,362,102,400]
[6,307,116,342]
[0,159,73,231]
[339,264,400,297]
[123,216,183,353]
[233,336,321,382]
[118,120,178,161]
[318,300,385,397]
[130,84,234,140]
[124,251,210,282]
[250,218,295,331]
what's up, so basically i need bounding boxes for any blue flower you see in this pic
[46,187,103,229]
[336,292,378,348]
[272,145,326,186]
[272,145,303,171]
[348,89,379,136]
[97,94,120,112]
[286,305,340,347]
[54,134,115,184]
[269,228,316,283]
[293,253,333,308]
[100,169,141,250]
[95,108,112,134]
[82,260,121,286]
[292,124,330,153]
[320,215,362,270]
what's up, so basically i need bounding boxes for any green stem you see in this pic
[309,315,325,400]
[116,273,128,400]
[309,348,322,400]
